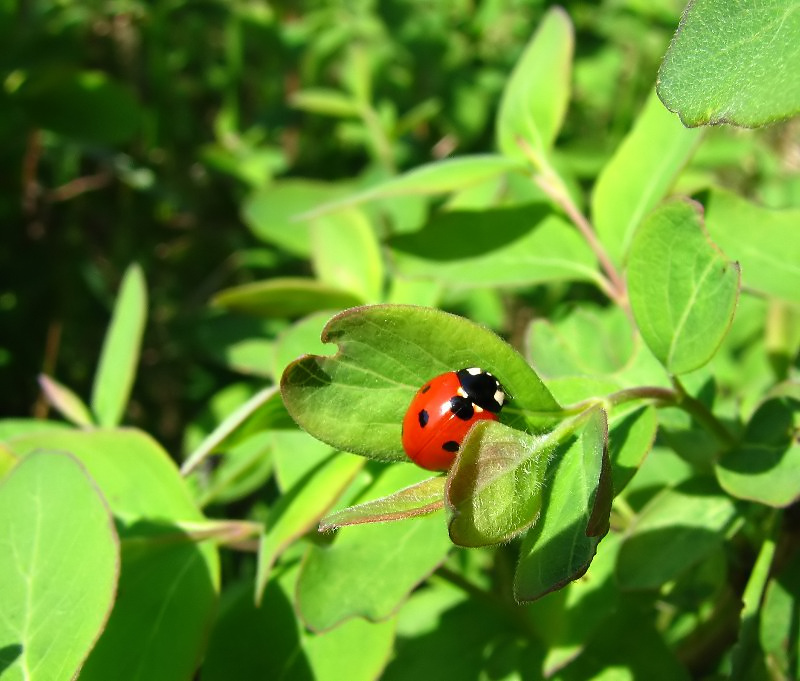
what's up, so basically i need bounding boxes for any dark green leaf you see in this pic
[281,305,560,463]
[391,204,603,289]
[616,478,737,590]
[514,408,610,601]
[296,464,451,631]
[716,396,800,507]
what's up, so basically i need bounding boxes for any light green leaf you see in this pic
[616,478,737,590]
[705,188,800,304]
[299,155,525,219]
[496,7,573,162]
[272,312,335,379]
[0,451,119,681]
[320,476,445,531]
[513,408,610,602]
[445,421,549,547]
[79,538,219,681]
[255,452,364,604]
[391,204,604,289]
[0,419,72,440]
[291,88,362,117]
[38,373,94,426]
[716,396,800,507]
[311,208,384,302]
[657,0,800,127]
[8,429,207,526]
[592,91,703,265]
[627,199,740,374]
[242,180,343,256]
[281,305,561,464]
[296,464,451,631]
[212,278,364,318]
[91,263,147,427]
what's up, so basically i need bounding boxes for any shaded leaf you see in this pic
[627,199,740,374]
[391,204,604,289]
[514,408,610,602]
[616,478,737,590]
[255,452,364,604]
[296,464,451,631]
[716,396,800,507]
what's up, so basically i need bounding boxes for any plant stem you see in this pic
[671,376,737,448]
[517,137,628,308]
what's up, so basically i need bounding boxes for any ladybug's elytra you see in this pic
[401,367,506,471]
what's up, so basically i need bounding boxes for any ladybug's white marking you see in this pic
[466,367,482,375]
[495,390,505,406]
[457,387,467,398]
[474,404,485,414]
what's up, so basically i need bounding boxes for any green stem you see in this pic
[730,511,780,680]
[671,376,737,448]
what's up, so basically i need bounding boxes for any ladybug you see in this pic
[401,367,506,471]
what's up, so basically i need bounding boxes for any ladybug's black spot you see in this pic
[442,440,460,453]
[456,368,504,413]
[449,396,474,420]
[420,384,431,394]
[418,409,429,428]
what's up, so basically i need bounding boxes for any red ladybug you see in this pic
[401,367,506,471]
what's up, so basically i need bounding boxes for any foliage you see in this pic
[2,0,800,679]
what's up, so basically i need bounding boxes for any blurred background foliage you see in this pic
[2,0,797,452]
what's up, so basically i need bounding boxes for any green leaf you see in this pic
[255,452,364,604]
[291,88,362,117]
[705,188,800,304]
[38,373,94,426]
[0,451,119,681]
[445,421,549,547]
[391,204,604,289]
[320,476,445,531]
[272,312,336,379]
[627,199,740,374]
[0,419,72,440]
[616,478,737,590]
[242,180,344,256]
[204,570,395,681]
[514,408,611,602]
[212,277,364,318]
[79,538,219,681]
[0,445,15,478]
[281,305,561,464]
[91,263,147,427]
[296,464,451,631]
[760,547,800,680]
[592,90,703,265]
[495,7,573,162]
[299,156,525,219]
[657,0,800,127]
[13,69,141,144]
[8,429,207,526]
[716,396,800,507]
[607,405,658,495]
[526,533,621,675]
[311,208,384,302]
